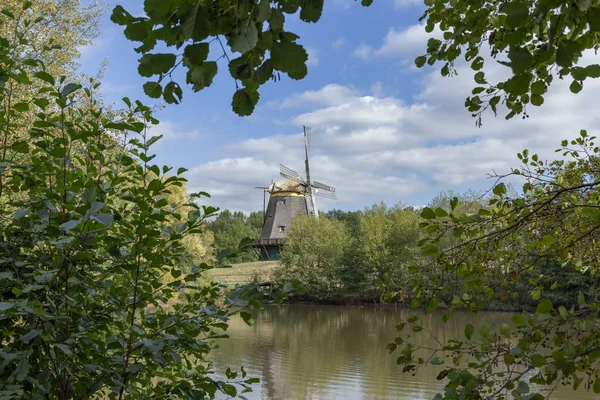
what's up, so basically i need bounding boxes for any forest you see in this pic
[2,0,600,399]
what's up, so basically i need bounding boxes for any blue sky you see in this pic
[79,0,600,213]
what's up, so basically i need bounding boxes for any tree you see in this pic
[112,0,373,115]
[392,131,600,399]
[0,9,257,398]
[355,204,423,297]
[276,215,350,299]
[208,210,263,263]
[415,0,600,121]
[1,0,104,76]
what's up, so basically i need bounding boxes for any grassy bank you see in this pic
[204,261,278,284]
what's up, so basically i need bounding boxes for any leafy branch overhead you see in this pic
[415,0,600,122]
[113,0,359,116]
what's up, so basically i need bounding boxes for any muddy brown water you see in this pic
[211,305,597,400]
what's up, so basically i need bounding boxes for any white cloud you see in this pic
[183,44,600,212]
[332,38,347,50]
[352,43,373,60]
[376,23,436,59]
[281,84,360,108]
[147,120,204,142]
[394,0,422,7]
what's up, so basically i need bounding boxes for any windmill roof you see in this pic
[270,179,304,194]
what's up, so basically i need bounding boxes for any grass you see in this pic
[203,261,279,284]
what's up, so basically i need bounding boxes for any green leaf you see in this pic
[542,234,556,246]
[556,40,581,68]
[0,302,13,311]
[464,324,474,340]
[585,64,600,78]
[531,353,547,367]
[240,311,255,326]
[21,328,42,344]
[143,81,162,99]
[415,56,427,68]
[138,53,177,77]
[110,5,132,25]
[187,62,218,91]
[13,102,29,112]
[536,299,553,314]
[183,43,209,66]
[271,41,308,80]
[420,207,436,219]
[503,2,529,28]
[61,83,82,97]
[300,0,324,23]
[163,81,182,104]
[471,56,484,71]
[504,73,532,96]
[232,88,260,116]
[570,80,583,94]
[14,358,29,381]
[60,219,80,231]
[531,94,544,106]
[531,81,546,95]
[34,71,55,85]
[269,9,285,31]
[493,182,506,196]
[92,213,114,226]
[229,21,259,53]
[257,0,272,21]
[508,47,532,74]
[516,381,529,394]
[182,3,210,41]
[594,378,600,394]
[513,314,526,327]
[587,7,600,32]
[222,384,237,397]
[144,0,171,21]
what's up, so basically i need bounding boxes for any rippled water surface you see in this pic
[211,305,596,400]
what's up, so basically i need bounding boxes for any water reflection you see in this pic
[211,305,593,400]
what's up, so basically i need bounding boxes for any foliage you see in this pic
[416,0,600,121]
[1,0,104,76]
[356,204,423,297]
[112,0,371,116]
[276,215,350,299]
[393,131,600,399]
[0,10,257,399]
[207,209,263,263]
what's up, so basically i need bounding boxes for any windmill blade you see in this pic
[280,172,307,185]
[312,180,335,192]
[315,190,337,200]
[280,163,299,177]
[304,126,312,154]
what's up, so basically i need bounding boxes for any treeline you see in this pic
[273,192,594,309]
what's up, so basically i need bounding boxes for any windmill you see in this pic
[279,126,337,218]
[253,126,336,260]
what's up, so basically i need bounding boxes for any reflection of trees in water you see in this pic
[212,306,514,400]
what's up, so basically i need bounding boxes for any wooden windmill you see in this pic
[254,127,336,260]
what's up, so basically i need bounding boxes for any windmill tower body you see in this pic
[254,127,336,261]
[255,180,308,260]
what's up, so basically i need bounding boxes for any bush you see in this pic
[276,216,350,300]
[0,9,254,398]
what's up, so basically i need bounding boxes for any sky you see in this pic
[79,0,600,214]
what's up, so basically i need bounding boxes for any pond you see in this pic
[211,305,595,400]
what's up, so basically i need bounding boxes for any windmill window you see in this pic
[278,226,286,233]
[280,199,286,206]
